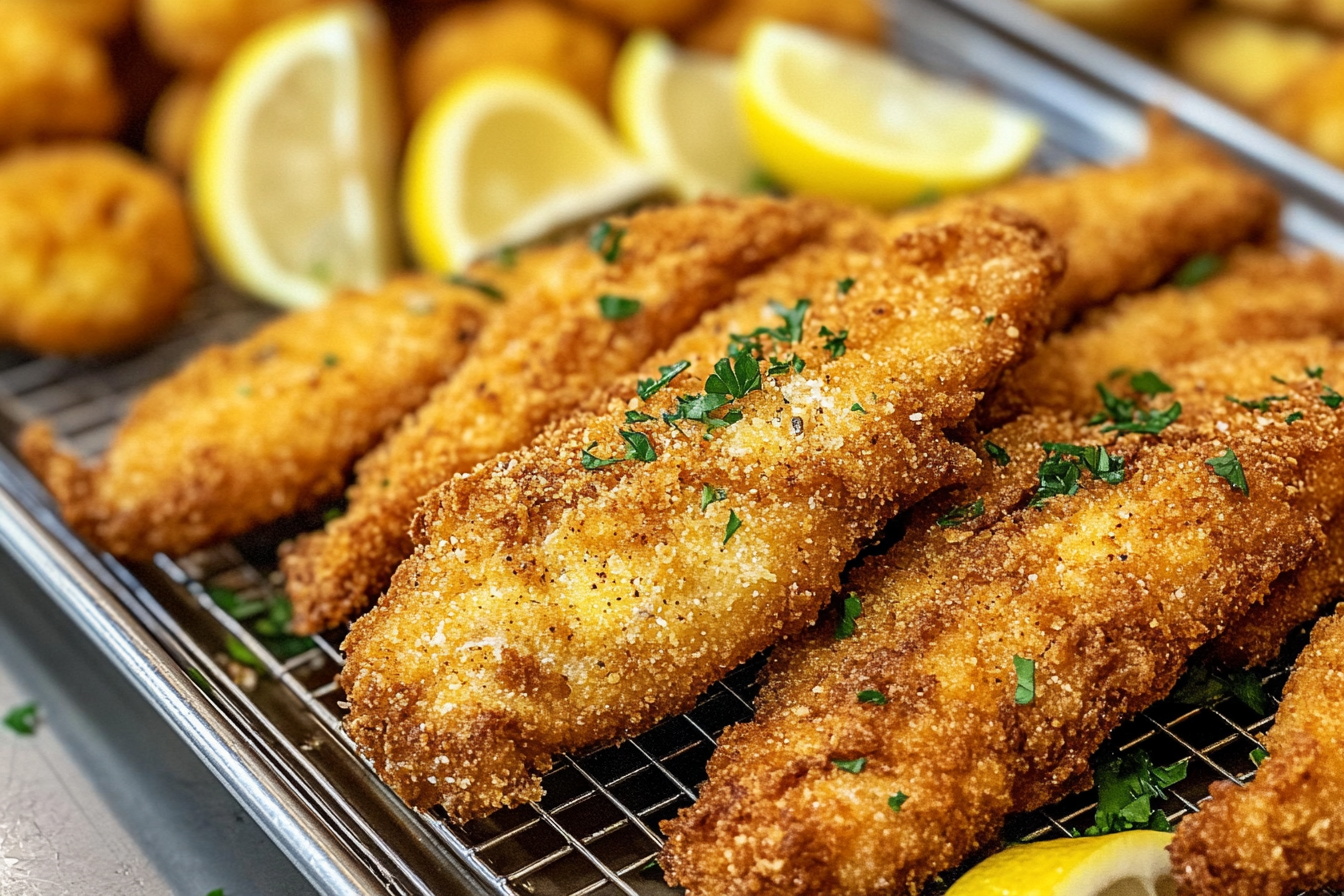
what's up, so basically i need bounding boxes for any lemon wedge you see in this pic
[191,2,400,309]
[738,21,1043,208]
[402,69,662,274]
[945,831,1177,896]
[612,30,755,198]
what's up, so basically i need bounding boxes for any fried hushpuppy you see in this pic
[1263,48,1344,168]
[681,0,883,54]
[0,0,131,34]
[1216,0,1344,33]
[339,206,1066,821]
[1171,606,1344,895]
[402,0,616,119]
[564,0,713,30]
[21,277,491,559]
[661,341,1344,896]
[146,75,211,176]
[0,8,121,148]
[0,144,196,355]
[138,0,333,72]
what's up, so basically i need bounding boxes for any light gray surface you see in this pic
[0,547,317,896]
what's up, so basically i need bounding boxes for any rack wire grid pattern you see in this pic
[2,200,1341,896]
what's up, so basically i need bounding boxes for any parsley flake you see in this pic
[984,440,1010,466]
[637,360,691,400]
[322,507,342,523]
[620,429,657,462]
[494,246,518,269]
[1030,443,1125,508]
[768,299,810,343]
[820,326,849,358]
[705,347,762,399]
[1083,750,1186,836]
[1250,747,1269,767]
[598,294,642,320]
[588,221,626,262]
[834,593,862,640]
[208,890,226,896]
[208,588,313,659]
[888,792,909,813]
[1090,383,1181,434]
[1207,448,1249,495]
[767,354,805,376]
[1307,365,1325,379]
[225,636,266,672]
[984,314,996,325]
[851,402,866,414]
[625,410,656,424]
[1170,664,1272,715]
[723,510,742,544]
[1227,394,1288,412]
[1171,253,1224,288]
[857,689,887,705]
[322,353,339,368]
[1322,384,1343,409]
[832,757,867,774]
[581,442,624,470]
[1103,402,1181,435]
[1013,656,1036,705]
[3,702,37,735]
[447,273,504,301]
[1129,370,1173,396]
[700,484,727,511]
[1286,411,1304,424]
[837,277,856,295]
[936,498,984,528]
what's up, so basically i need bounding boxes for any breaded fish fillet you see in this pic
[339,206,1066,821]
[284,197,838,634]
[660,341,1344,896]
[1170,606,1344,896]
[21,276,490,559]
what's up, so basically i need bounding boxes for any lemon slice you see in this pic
[612,30,755,199]
[946,831,1176,896]
[402,69,663,274]
[192,2,400,309]
[738,21,1042,208]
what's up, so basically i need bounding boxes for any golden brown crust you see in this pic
[0,0,133,35]
[659,341,1344,896]
[284,197,841,634]
[338,206,1065,822]
[137,0,332,72]
[21,276,490,559]
[679,0,884,54]
[0,143,196,355]
[1263,47,1344,168]
[1171,608,1344,896]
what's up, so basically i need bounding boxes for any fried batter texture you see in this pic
[283,197,837,634]
[21,277,490,559]
[1171,606,1344,896]
[660,341,1344,896]
[138,0,333,72]
[339,207,1065,822]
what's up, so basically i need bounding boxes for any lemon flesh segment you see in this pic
[192,1,400,309]
[613,30,755,199]
[739,20,1043,208]
[946,831,1177,896]
[403,70,663,274]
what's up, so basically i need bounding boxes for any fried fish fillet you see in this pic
[1170,605,1344,896]
[660,341,1344,896]
[21,276,490,559]
[339,206,1066,821]
[283,197,838,634]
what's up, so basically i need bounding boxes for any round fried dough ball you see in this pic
[0,8,122,148]
[1265,49,1344,166]
[0,0,132,34]
[681,0,884,55]
[403,0,616,118]
[0,145,198,355]
[147,76,212,176]
[560,0,712,29]
[138,0,333,72]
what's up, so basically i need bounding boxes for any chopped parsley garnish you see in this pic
[208,890,226,896]
[322,353,339,368]
[598,294,642,320]
[857,689,887,705]
[888,792,909,813]
[851,402,866,414]
[322,507,342,523]
[1170,664,1272,716]
[588,220,626,262]
[723,510,743,544]
[663,392,743,434]
[984,315,996,325]
[625,410,656,424]
[3,702,37,735]
[832,757,867,774]
[1307,365,1325,379]
[768,299,810,344]
[1129,370,1173,396]
[1250,747,1269,767]
[705,347,762,399]
[1030,442,1125,508]
[1207,448,1249,496]
[746,168,786,195]
[1104,402,1181,435]
[637,360,691,400]
[1090,383,1181,434]
[834,593,862,640]
[494,246,518,269]
[1286,411,1304,424]
[700,485,727,511]
[906,186,942,207]
[186,668,212,692]
[936,498,984,528]
[820,326,849,358]
[1013,656,1036,705]
[225,635,266,672]
[1226,394,1288,412]
[837,277,856,295]
[1322,384,1343,409]
[581,442,624,470]
[985,440,1010,466]
[1171,253,1224,288]
[1083,750,1186,836]
[208,587,313,659]
[581,430,657,468]
[447,273,504,301]
[767,354,805,376]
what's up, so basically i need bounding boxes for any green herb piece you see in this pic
[834,593,862,640]
[322,507,342,523]
[308,259,332,283]
[1129,370,1173,396]
[1090,384,1135,427]
[588,221,626,262]
[208,890,226,896]
[700,485,727,512]
[723,510,742,544]
[767,299,810,344]
[767,354,805,376]
[598,294,642,320]
[745,168,786,195]
[1227,394,1289,412]
[984,315,996,325]
[1250,747,1269,767]
[905,186,942,207]
[888,792,909,813]
[1030,443,1125,508]
[186,668,212,692]
[1089,383,1182,435]
[984,440,1010,466]
[1307,365,1325,379]
[1108,367,1132,381]
[705,347,762,399]
[322,353,339,368]
[1286,411,1304,424]
[637,360,691,401]
[1014,656,1036,705]
[225,636,266,672]
[832,757,867,774]
[1207,448,1249,496]
[237,385,254,398]
[208,586,268,622]
[495,246,518,269]
[820,325,849,358]
[447,273,504,301]
[858,689,887,705]
[1083,750,1187,836]
[3,702,38,735]
[625,410,656,424]
[581,442,624,470]
[851,402,866,414]
[1322,384,1343,409]
[209,588,312,659]
[1170,665,1272,715]
[936,498,984,528]
[1102,402,1182,435]
[620,429,657,463]
[1171,253,1224,288]
[837,277,856,295]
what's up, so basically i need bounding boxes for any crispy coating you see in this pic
[0,0,131,34]
[660,341,1344,896]
[0,144,197,355]
[1171,606,1344,895]
[562,0,714,30]
[283,197,840,635]
[402,0,616,119]
[680,0,884,54]
[1028,0,1195,42]
[146,75,211,177]
[0,8,121,148]
[338,207,1065,822]
[21,277,490,560]
[1263,48,1344,168]
[138,0,333,72]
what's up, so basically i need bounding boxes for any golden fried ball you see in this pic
[0,144,198,355]
[0,0,131,34]
[146,76,212,176]
[0,8,122,148]
[1217,0,1344,33]
[403,0,616,118]
[1265,49,1344,166]
[138,0,333,72]
[1028,0,1195,44]
[681,0,885,55]
[561,0,713,30]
